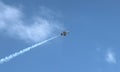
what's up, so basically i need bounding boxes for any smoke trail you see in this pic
[0,35,59,64]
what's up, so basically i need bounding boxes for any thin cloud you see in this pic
[105,49,117,64]
[0,2,64,43]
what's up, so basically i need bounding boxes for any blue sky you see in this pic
[0,0,120,72]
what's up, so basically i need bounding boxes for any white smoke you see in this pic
[0,2,64,43]
[105,49,117,64]
[0,35,59,64]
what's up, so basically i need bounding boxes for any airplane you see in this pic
[61,31,69,36]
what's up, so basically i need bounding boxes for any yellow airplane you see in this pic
[61,31,69,36]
